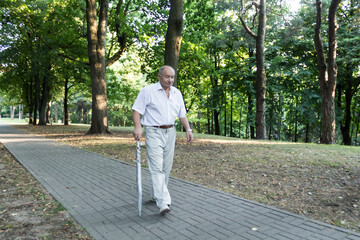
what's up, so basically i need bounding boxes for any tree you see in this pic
[336,0,360,145]
[239,0,267,139]
[86,0,150,134]
[0,0,88,126]
[314,0,341,144]
[85,0,111,134]
[164,0,183,86]
[177,0,217,134]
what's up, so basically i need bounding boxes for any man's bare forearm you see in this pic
[132,110,143,140]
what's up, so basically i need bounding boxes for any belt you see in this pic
[153,125,174,129]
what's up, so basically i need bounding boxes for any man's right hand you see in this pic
[132,110,142,140]
[133,127,143,140]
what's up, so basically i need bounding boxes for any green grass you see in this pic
[0,118,28,124]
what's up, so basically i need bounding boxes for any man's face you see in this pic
[158,67,175,90]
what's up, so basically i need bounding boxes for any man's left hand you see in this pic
[186,131,193,143]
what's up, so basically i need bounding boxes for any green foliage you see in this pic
[0,0,88,123]
[0,0,359,144]
[107,46,146,127]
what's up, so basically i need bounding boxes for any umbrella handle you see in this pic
[135,140,141,164]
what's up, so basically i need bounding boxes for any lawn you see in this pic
[4,120,360,233]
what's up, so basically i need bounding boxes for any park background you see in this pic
[0,0,359,145]
[1,0,360,237]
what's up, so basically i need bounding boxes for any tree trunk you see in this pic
[247,90,255,139]
[305,123,310,143]
[340,82,352,145]
[239,103,243,138]
[268,92,274,140]
[254,0,267,139]
[33,73,40,125]
[26,32,34,125]
[38,67,51,125]
[230,92,234,137]
[224,90,227,136]
[207,108,211,134]
[355,112,359,145]
[214,110,220,135]
[268,126,272,140]
[64,78,70,125]
[10,106,15,120]
[314,0,341,144]
[247,49,255,139]
[80,107,84,124]
[210,53,221,135]
[278,95,282,140]
[25,81,32,122]
[54,102,58,123]
[240,0,267,139]
[197,110,201,133]
[46,101,51,124]
[18,105,23,120]
[294,95,298,142]
[337,1,359,145]
[164,0,183,87]
[338,20,360,146]
[29,112,33,124]
[86,0,111,134]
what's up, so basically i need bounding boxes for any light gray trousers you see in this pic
[145,126,176,208]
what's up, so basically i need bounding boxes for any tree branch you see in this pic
[124,0,132,16]
[106,49,125,67]
[239,15,257,39]
[238,1,258,39]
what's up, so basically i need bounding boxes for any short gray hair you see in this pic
[159,65,175,75]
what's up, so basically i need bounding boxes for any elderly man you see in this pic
[132,65,193,215]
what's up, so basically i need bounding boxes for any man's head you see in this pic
[158,65,175,90]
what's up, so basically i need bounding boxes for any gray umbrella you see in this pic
[135,140,142,217]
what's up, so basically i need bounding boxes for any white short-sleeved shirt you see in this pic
[132,82,187,126]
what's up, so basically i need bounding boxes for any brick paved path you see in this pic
[1,123,359,240]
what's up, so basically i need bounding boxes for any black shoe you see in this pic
[160,205,170,215]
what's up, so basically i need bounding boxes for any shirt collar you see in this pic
[156,81,175,93]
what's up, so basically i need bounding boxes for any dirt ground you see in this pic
[1,124,360,238]
[0,144,93,240]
